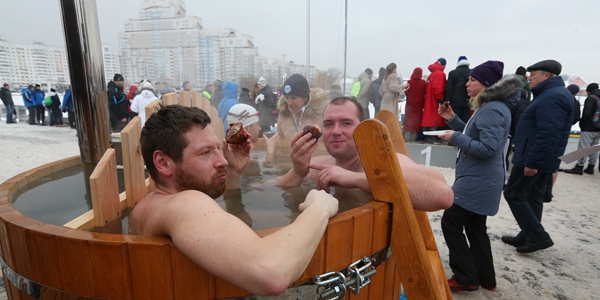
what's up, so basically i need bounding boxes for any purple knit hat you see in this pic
[470,60,504,87]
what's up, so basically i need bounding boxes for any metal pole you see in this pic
[343,0,348,95]
[59,0,111,206]
[306,0,310,81]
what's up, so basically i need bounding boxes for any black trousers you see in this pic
[27,107,36,124]
[67,111,76,128]
[442,203,496,288]
[35,106,45,124]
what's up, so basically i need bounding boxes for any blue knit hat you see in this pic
[457,56,468,63]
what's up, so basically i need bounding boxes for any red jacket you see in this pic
[421,62,446,127]
[404,67,427,132]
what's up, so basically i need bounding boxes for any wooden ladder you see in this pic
[352,110,452,300]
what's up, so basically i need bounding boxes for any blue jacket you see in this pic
[447,75,521,216]
[511,76,573,174]
[217,82,239,134]
[21,88,35,107]
[62,89,73,112]
[32,89,45,106]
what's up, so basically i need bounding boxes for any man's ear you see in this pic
[153,150,174,178]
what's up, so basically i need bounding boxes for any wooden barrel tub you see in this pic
[0,140,400,299]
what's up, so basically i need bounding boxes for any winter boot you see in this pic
[584,164,595,175]
[563,165,583,175]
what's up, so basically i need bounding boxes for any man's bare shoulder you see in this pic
[131,189,219,236]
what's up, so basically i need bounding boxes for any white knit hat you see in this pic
[227,104,259,127]
[257,77,267,86]
[139,79,154,92]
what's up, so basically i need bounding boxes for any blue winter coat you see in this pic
[32,89,45,106]
[62,89,73,112]
[21,88,35,107]
[511,76,573,174]
[447,75,522,216]
[217,82,239,134]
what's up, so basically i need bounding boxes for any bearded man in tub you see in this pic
[131,105,338,296]
[278,97,454,211]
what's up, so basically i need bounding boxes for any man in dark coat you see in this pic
[502,60,573,254]
[564,83,600,175]
[0,83,16,124]
[107,73,129,132]
[444,56,471,123]
[210,79,224,108]
[255,77,277,135]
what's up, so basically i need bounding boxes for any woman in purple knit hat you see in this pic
[437,61,524,293]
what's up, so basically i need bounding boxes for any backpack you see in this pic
[590,95,600,129]
[350,81,361,99]
[43,96,52,106]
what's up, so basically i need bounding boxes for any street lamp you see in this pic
[306,0,310,80]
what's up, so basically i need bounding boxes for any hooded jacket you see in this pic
[579,89,600,132]
[356,71,372,109]
[217,82,240,134]
[32,89,45,106]
[421,62,446,127]
[22,88,35,107]
[511,76,573,174]
[62,89,73,112]
[131,89,159,127]
[446,74,523,216]
[404,68,427,132]
[277,87,328,140]
[107,81,129,122]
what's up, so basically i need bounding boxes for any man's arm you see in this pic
[160,189,338,296]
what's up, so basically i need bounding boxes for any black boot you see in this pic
[564,165,583,175]
[584,165,595,175]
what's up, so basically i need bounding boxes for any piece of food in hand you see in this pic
[226,122,250,144]
[302,124,322,141]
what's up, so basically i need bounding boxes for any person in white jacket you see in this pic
[130,80,159,127]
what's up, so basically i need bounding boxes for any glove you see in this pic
[255,94,265,104]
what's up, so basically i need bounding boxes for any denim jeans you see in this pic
[503,166,552,243]
[5,104,14,123]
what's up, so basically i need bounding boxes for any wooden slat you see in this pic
[55,230,95,297]
[162,92,178,106]
[126,235,175,299]
[367,203,391,299]
[3,210,33,279]
[348,208,374,300]
[89,149,121,227]
[325,218,353,273]
[191,91,201,107]
[179,91,191,106]
[87,234,133,299]
[170,242,216,299]
[376,110,452,299]
[27,223,69,291]
[144,99,162,122]
[210,106,224,142]
[354,119,442,300]
[121,117,147,208]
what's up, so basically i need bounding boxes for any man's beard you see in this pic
[175,165,227,199]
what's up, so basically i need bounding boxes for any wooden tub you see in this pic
[0,137,400,299]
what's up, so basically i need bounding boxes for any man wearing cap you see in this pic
[445,56,471,123]
[502,60,573,253]
[515,66,532,102]
[255,77,277,135]
[0,83,16,124]
[563,83,600,175]
[355,68,373,119]
[107,73,129,132]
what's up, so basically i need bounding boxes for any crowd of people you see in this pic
[3,57,598,297]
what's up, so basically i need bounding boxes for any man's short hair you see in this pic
[327,96,365,122]
[141,105,212,184]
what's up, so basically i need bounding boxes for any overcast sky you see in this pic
[2,0,600,84]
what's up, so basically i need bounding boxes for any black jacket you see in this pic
[107,81,129,122]
[445,65,471,108]
[238,89,255,109]
[257,84,277,128]
[579,89,600,132]
[0,87,14,105]
[572,96,581,125]
[211,87,224,108]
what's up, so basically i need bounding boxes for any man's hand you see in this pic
[121,118,127,122]
[223,139,251,174]
[289,130,319,177]
[524,167,538,177]
[438,130,455,142]
[263,131,280,155]
[310,164,368,193]
[299,189,339,218]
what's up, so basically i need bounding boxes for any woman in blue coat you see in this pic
[437,61,523,292]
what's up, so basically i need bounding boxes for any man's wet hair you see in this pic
[327,96,366,121]
[141,104,212,184]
